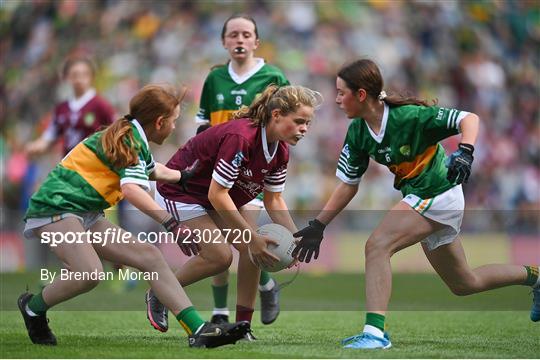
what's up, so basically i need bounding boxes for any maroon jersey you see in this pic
[42,89,115,155]
[158,118,289,209]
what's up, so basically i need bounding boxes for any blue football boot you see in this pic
[342,332,392,349]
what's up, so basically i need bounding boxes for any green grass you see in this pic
[1,272,538,358]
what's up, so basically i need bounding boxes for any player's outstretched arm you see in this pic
[150,160,200,192]
[316,182,359,225]
[293,182,359,263]
[149,162,181,182]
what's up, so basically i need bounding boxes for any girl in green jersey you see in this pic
[293,59,539,349]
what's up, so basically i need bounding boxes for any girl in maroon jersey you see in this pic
[146,84,322,337]
[26,56,116,156]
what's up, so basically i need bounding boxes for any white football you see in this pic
[249,223,296,272]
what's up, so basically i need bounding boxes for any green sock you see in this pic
[176,306,205,335]
[212,284,228,309]
[27,291,49,316]
[366,312,385,332]
[524,265,539,286]
[259,271,271,286]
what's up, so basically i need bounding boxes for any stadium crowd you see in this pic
[1,0,538,232]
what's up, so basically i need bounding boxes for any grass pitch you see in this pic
[1,272,538,358]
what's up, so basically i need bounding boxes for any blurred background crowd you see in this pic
[1,0,539,236]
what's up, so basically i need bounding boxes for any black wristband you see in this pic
[458,143,474,155]
[311,219,327,231]
[177,170,185,184]
[162,216,179,232]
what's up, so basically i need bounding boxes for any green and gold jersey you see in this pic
[195,59,289,126]
[25,120,155,219]
[337,104,469,199]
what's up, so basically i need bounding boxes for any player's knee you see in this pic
[74,264,103,292]
[136,244,165,270]
[209,246,233,273]
[447,278,479,296]
[449,284,472,296]
[365,233,392,258]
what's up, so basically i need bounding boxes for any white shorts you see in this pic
[24,212,104,241]
[245,197,264,209]
[402,185,464,251]
[155,191,207,222]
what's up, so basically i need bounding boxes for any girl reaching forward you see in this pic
[293,59,539,349]
[20,84,249,348]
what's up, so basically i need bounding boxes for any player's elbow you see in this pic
[121,183,140,201]
[208,185,226,206]
[464,112,480,126]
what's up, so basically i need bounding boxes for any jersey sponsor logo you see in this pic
[232,151,246,167]
[231,89,247,95]
[399,145,411,156]
[236,179,263,197]
[436,108,445,121]
[216,93,224,104]
[377,146,391,154]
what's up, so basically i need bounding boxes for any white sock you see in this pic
[258,278,275,292]
[25,304,38,317]
[363,324,384,338]
[212,307,229,316]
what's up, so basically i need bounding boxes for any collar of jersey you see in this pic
[366,102,389,144]
[68,88,96,113]
[131,119,149,148]
[228,58,265,84]
[261,126,278,163]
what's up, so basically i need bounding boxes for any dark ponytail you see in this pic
[338,59,433,107]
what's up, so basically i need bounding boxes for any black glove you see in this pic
[196,124,212,135]
[292,219,326,263]
[446,143,474,184]
[178,159,200,193]
[162,217,200,256]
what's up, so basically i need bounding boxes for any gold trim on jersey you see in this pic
[210,110,236,126]
[60,143,123,206]
[389,145,437,183]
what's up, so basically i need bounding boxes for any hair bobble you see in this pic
[378,90,387,101]
[123,114,135,121]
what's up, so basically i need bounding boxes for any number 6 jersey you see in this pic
[337,103,470,199]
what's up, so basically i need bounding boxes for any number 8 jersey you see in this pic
[195,58,289,126]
